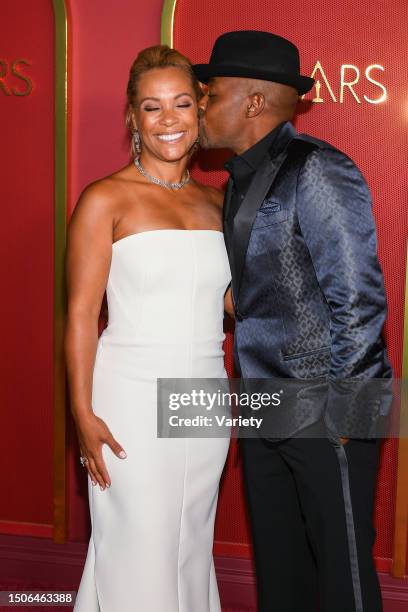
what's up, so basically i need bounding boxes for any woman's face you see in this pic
[132,66,198,162]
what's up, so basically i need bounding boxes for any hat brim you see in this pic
[192,64,314,95]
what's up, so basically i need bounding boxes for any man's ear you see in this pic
[246,92,265,118]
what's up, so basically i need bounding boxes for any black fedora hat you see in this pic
[192,30,314,95]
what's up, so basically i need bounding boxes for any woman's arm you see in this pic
[224,285,235,319]
[64,181,126,489]
[204,186,235,320]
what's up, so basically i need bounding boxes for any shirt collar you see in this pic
[224,122,285,183]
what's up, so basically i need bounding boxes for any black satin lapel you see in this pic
[223,178,233,226]
[232,150,289,303]
[222,178,235,287]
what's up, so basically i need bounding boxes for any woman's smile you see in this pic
[156,131,187,143]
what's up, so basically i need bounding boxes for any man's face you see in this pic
[198,77,247,150]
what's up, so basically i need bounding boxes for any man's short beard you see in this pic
[198,127,211,149]
[198,123,214,149]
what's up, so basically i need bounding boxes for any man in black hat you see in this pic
[193,31,392,612]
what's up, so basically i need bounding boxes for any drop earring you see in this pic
[133,129,141,156]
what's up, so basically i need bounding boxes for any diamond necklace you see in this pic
[134,157,191,190]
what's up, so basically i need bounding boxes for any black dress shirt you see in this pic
[224,122,284,221]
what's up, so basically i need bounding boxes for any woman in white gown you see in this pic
[65,45,233,612]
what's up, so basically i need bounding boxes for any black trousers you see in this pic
[240,420,382,612]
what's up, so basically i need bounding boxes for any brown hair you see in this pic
[125,45,201,157]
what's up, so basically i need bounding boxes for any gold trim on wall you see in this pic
[52,0,68,544]
[161,0,178,46]
[392,242,408,577]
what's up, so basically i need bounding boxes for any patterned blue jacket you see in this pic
[223,121,393,439]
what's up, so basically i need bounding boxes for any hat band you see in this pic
[210,61,300,76]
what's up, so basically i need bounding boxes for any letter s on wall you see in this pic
[364,65,387,104]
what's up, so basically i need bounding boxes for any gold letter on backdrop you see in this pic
[340,64,361,103]
[0,59,33,96]
[0,60,11,96]
[11,59,33,96]
[364,65,387,104]
[307,61,337,102]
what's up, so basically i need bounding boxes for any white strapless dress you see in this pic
[74,229,232,612]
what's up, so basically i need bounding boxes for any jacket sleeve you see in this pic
[296,146,393,437]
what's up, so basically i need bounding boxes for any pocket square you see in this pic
[253,200,288,229]
[260,200,281,213]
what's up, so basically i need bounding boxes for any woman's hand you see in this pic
[75,412,127,490]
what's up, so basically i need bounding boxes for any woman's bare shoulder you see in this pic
[72,164,136,218]
[68,169,130,242]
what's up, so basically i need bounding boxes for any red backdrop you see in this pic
[0,0,165,541]
[0,0,406,578]
[172,0,408,570]
[0,0,55,536]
